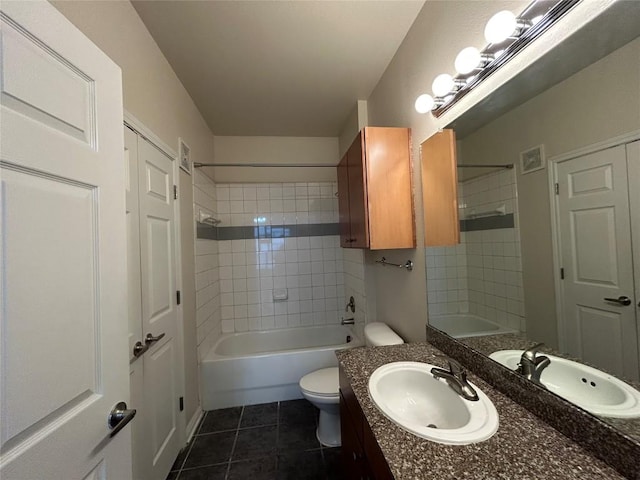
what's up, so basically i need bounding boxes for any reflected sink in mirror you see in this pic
[490,350,640,418]
[368,361,499,445]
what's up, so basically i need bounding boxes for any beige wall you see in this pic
[363,0,526,341]
[338,100,369,158]
[208,136,339,183]
[51,0,214,427]
[459,38,640,347]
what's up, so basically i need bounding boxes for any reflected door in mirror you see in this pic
[556,145,639,380]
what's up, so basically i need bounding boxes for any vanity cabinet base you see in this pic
[340,366,394,480]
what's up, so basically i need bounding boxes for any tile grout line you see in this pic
[224,406,244,480]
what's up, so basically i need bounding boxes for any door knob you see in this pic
[132,341,149,358]
[603,296,632,306]
[145,332,166,344]
[108,401,136,437]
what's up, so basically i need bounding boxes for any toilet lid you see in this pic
[300,367,339,396]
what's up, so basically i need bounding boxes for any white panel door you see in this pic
[557,145,639,380]
[137,137,180,479]
[0,2,131,479]
[125,127,148,480]
[627,140,640,376]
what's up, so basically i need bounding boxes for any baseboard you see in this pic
[186,408,204,443]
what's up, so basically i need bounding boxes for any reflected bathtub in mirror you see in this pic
[429,313,517,339]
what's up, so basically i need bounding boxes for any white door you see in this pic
[627,141,640,376]
[128,130,181,480]
[125,127,148,480]
[556,145,639,380]
[0,2,132,479]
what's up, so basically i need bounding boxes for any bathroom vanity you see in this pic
[337,343,626,479]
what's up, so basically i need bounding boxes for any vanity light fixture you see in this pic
[454,47,494,75]
[432,73,467,98]
[414,0,582,116]
[484,10,531,44]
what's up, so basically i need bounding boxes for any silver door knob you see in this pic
[108,401,136,437]
[132,341,149,358]
[145,332,166,344]
[604,296,632,306]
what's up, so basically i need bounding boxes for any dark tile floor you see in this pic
[167,400,344,480]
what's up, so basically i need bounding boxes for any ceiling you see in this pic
[131,0,425,137]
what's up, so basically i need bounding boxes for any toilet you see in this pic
[299,322,404,447]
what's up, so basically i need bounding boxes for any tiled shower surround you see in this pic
[426,169,526,332]
[215,182,345,335]
[194,170,221,360]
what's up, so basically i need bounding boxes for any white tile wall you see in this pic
[426,169,526,332]
[343,248,368,339]
[216,182,345,333]
[193,170,221,360]
[216,182,339,226]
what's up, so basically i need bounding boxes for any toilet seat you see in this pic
[299,367,339,397]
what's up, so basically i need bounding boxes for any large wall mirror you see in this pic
[424,1,640,443]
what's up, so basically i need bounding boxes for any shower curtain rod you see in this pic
[457,164,513,169]
[194,162,336,168]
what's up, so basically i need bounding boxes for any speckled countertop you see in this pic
[336,342,624,480]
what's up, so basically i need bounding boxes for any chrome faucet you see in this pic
[341,317,355,325]
[431,356,479,402]
[517,343,550,387]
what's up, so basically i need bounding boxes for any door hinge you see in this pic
[173,185,178,200]
[560,267,565,279]
[555,183,559,195]
[179,396,184,412]
[176,290,181,305]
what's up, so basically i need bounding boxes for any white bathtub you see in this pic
[201,325,361,410]
[429,313,517,338]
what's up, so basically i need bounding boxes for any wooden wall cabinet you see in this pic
[421,129,460,246]
[337,127,416,250]
[340,366,394,480]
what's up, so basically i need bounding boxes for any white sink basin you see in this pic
[489,350,640,418]
[367,361,499,445]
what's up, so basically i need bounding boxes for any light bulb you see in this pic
[432,74,454,97]
[414,94,435,113]
[485,10,517,44]
[455,47,482,75]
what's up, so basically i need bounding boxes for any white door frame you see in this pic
[123,111,187,449]
[548,130,640,353]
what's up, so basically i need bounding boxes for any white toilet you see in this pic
[299,322,404,447]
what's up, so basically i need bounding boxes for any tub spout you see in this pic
[341,317,355,325]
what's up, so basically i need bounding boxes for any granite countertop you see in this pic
[336,342,624,480]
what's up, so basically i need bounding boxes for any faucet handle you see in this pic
[435,354,465,376]
[522,343,545,361]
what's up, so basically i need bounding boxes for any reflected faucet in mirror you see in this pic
[517,343,550,388]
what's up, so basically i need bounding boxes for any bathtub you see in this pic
[429,313,517,338]
[201,325,361,410]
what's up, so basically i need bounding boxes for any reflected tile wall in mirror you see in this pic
[426,169,526,332]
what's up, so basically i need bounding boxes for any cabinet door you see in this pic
[337,153,352,248]
[348,133,370,248]
[340,393,365,479]
[421,129,460,246]
[365,127,415,249]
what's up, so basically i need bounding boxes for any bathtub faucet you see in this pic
[341,317,355,325]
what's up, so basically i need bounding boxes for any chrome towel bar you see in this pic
[375,257,413,272]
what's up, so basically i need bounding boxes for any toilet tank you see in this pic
[364,322,404,347]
